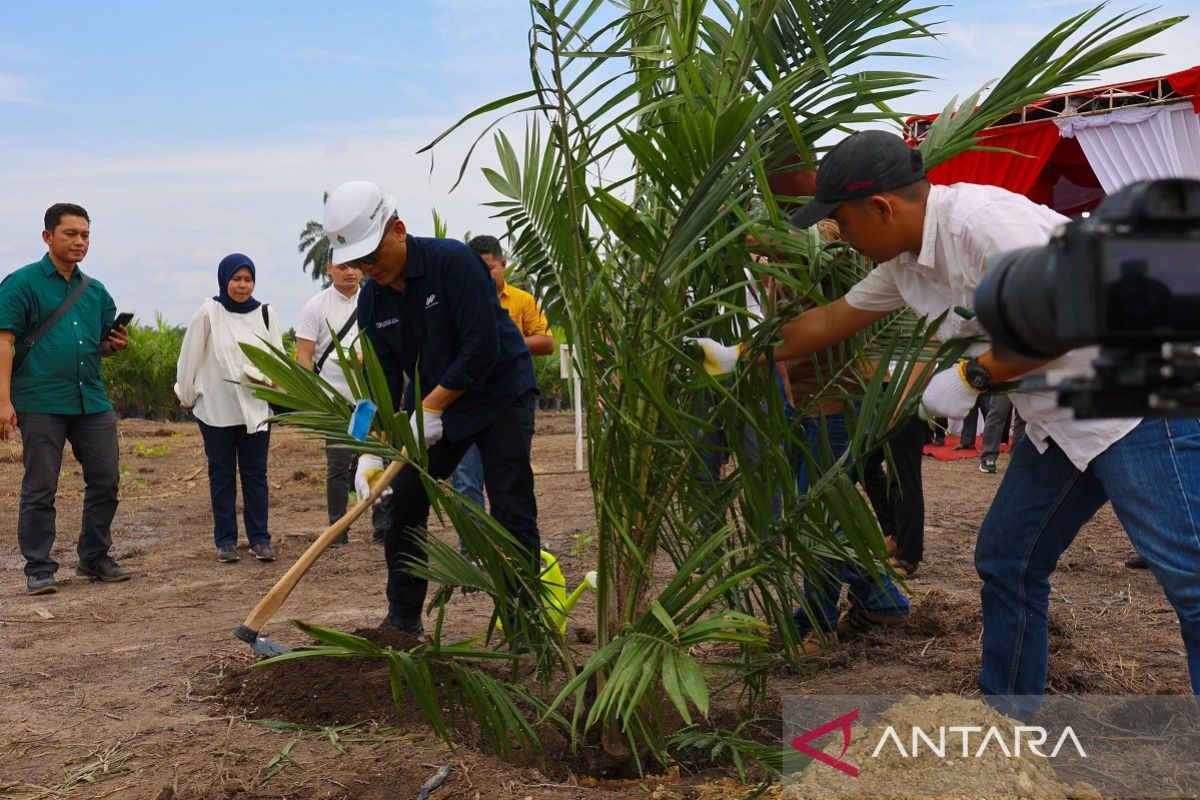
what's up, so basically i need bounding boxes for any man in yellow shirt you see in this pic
[452,237,553,540]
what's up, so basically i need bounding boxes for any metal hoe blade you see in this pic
[233,624,292,656]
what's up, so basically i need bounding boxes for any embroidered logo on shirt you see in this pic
[425,294,439,310]
[375,317,400,329]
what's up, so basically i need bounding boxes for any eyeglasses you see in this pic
[345,217,393,268]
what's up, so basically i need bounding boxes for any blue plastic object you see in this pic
[347,399,377,441]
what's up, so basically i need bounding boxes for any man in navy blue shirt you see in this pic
[323,181,540,637]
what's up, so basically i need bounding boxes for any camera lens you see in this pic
[975,246,1064,359]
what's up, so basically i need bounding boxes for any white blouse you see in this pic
[175,299,284,433]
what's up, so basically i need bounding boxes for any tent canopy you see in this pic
[904,67,1200,214]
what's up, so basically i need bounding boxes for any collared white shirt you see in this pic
[845,182,1140,471]
[296,285,362,402]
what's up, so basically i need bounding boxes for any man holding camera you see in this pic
[694,131,1200,709]
[0,203,132,595]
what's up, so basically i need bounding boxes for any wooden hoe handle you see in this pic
[238,456,407,635]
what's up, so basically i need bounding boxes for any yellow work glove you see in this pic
[684,337,743,377]
[354,455,391,505]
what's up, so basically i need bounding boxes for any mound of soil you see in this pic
[220,628,423,727]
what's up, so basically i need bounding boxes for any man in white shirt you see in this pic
[296,262,388,546]
[694,131,1200,712]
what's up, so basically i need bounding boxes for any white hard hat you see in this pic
[323,181,398,263]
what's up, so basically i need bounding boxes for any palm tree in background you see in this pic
[298,192,331,284]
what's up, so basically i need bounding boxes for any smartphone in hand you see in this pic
[104,311,135,340]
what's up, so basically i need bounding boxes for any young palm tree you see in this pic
[245,0,1179,777]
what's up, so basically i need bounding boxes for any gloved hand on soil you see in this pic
[354,455,391,505]
[409,406,444,447]
[684,337,743,377]
[919,361,982,421]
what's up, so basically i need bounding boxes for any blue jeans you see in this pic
[976,417,1200,707]
[450,443,486,509]
[793,413,910,632]
[198,421,271,549]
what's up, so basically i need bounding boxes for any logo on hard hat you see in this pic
[337,235,347,244]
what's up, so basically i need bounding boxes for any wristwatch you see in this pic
[962,356,994,391]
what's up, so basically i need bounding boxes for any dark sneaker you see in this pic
[371,530,386,545]
[250,543,276,562]
[76,556,131,583]
[217,545,240,563]
[26,574,58,595]
[980,455,998,474]
[1125,554,1150,570]
[953,442,974,451]
[931,437,946,447]
[379,614,423,636]
[329,532,349,549]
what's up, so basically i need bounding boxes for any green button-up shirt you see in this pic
[0,254,116,415]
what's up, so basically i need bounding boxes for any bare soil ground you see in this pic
[0,414,1191,799]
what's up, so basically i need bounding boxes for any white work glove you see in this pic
[683,337,743,377]
[354,455,391,505]
[919,361,983,421]
[409,406,444,447]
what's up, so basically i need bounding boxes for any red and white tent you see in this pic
[904,67,1200,215]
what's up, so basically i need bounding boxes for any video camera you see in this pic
[975,178,1200,418]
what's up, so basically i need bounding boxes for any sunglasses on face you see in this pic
[346,217,394,268]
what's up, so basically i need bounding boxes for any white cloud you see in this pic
[0,114,519,327]
[0,73,43,106]
[287,47,406,71]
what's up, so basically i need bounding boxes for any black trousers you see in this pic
[17,410,120,577]
[861,415,928,564]
[385,390,540,621]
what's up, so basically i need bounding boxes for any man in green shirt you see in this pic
[0,203,132,595]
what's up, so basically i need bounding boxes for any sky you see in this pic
[1,0,1196,326]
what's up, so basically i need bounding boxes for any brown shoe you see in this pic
[250,543,276,562]
[889,556,918,577]
[798,629,838,658]
[838,605,909,639]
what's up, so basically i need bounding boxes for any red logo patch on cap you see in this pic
[845,180,875,192]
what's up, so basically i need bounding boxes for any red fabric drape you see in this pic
[1167,66,1200,112]
[925,120,1062,195]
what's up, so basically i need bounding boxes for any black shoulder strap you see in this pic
[13,274,93,371]
[314,312,357,375]
[260,303,270,328]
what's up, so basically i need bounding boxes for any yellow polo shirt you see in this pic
[498,282,550,338]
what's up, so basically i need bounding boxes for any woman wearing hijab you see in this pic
[175,253,283,563]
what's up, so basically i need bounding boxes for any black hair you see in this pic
[468,235,503,260]
[44,203,90,232]
[848,179,930,211]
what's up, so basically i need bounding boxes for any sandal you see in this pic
[889,556,918,577]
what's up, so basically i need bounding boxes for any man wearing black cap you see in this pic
[691,130,1200,714]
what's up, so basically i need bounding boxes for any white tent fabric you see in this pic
[1054,101,1200,193]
